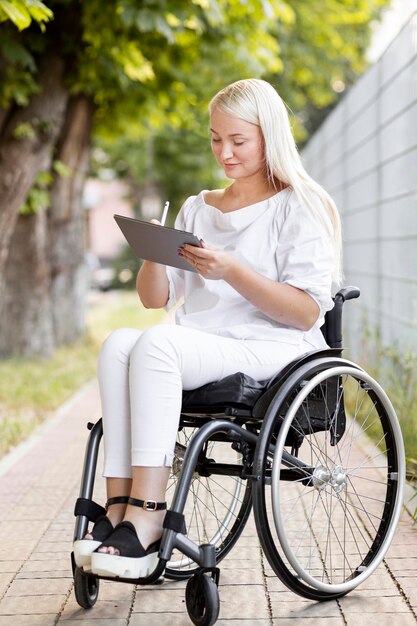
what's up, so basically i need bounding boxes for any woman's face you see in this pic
[210,108,265,181]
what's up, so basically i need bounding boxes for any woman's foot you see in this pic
[73,497,129,568]
[90,498,166,579]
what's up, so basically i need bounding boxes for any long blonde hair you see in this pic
[209,78,342,284]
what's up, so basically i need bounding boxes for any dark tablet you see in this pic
[114,214,201,272]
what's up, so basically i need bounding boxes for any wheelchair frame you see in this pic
[72,286,406,625]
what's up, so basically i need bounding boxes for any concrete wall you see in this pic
[302,11,417,358]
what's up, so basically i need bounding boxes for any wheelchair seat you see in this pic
[181,286,360,416]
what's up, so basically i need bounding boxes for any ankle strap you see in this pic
[128,497,167,511]
[106,496,130,509]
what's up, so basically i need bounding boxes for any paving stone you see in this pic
[0,615,57,625]
[269,596,341,619]
[345,615,417,626]
[61,579,134,621]
[219,566,264,585]
[218,584,270,619]
[0,594,67,615]
[132,587,186,614]
[272,617,345,626]
[58,616,126,626]
[6,577,72,596]
[216,621,271,626]
[19,559,73,575]
[130,613,191,626]
[62,596,132,621]
[339,594,412,614]
[0,560,23,573]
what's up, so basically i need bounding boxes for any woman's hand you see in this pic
[179,241,237,280]
[136,218,170,308]
[181,241,319,330]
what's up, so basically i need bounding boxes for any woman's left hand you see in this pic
[179,241,236,280]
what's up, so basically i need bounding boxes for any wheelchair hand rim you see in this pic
[271,365,405,595]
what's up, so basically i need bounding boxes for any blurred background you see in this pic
[0,0,416,484]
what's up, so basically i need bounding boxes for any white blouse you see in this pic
[165,188,335,348]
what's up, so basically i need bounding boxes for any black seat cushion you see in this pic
[181,372,268,412]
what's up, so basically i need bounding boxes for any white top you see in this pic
[166,188,335,348]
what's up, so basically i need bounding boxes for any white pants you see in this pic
[98,324,313,477]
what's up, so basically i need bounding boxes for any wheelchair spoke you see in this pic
[260,364,405,595]
[165,428,252,577]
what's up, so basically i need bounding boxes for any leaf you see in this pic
[53,160,72,178]
[0,1,31,30]
[13,121,36,140]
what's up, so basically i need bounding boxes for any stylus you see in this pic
[160,201,170,226]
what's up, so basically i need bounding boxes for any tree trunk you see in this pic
[0,56,68,295]
[48,95,94,345]
[0,210,54,357]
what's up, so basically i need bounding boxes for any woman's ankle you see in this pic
[106,503,127,527]
[123,507,165,548]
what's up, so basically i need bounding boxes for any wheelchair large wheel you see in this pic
[165,424,253,579]
[253,358,405,599]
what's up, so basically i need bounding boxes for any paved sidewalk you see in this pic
[0,380,416,626]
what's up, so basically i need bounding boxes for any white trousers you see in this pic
[98,324,313,477]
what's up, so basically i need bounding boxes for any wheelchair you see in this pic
[72,286,405,626]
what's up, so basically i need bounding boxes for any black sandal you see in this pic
[90,497,166,579]
[73,496,129,568]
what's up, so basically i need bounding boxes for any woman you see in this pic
[74,78,342,579]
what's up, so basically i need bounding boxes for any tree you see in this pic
[0,0,389,357]
[0,0,288,357]
[93,0,390,216]
[266,0,390,142]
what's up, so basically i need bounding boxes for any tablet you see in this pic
[114,214,201,272]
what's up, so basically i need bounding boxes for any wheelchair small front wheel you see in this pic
[186,572,220,626]
[73,564,99,609]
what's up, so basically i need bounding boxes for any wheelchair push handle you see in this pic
[334,286,360,303]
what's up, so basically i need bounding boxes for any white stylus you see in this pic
[160,201,170,226]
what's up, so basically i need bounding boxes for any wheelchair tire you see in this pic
[73,564,99,609]
[164,425,253,580]
[186,572,220,626]
[253,358,405,599]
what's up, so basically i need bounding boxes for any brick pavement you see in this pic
[0,380,416,626]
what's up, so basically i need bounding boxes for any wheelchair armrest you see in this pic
[334,286,360,303]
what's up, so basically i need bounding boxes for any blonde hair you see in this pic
[209,78,342,284]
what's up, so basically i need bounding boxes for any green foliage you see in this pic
[266,0,390,141]
[354,316,417,483]
[0,0,52,31]
[53,158,72,178]
[19,169,52,214]
[0,291,164,458]
[18,159,73,215]
[111,244,139,290]
[12,120,35,139]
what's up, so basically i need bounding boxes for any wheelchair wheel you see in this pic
[165,425,253,579]
[73,564,99,608]
[253,359,405,599]
[186,572,220,626]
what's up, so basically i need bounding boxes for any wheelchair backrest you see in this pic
[321,286,360,349]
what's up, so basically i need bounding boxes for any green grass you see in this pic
[345,326,417,520]
[0,291,164,458]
